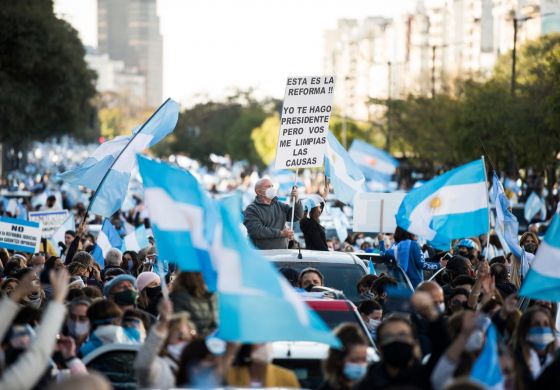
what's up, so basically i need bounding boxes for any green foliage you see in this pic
[155,90,281,166]
[384,33,560,183]
[251,114,280,166]
[0,1,97,145]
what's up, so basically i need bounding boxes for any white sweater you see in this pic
[0,300,67,390]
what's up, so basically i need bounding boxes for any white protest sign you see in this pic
[353,192,407,233]
[274,76,335,170]
[28,210,69,238]
[0,217,42,253]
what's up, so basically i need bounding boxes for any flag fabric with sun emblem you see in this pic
[348,140,399,182]
[324,131,365,204]
[396,159,489,250]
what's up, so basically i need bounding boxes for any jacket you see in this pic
[354,315,450,390]
[134,326,177,389]
[169,290,217,336]
[227,363,300,388]
[0,300,67,390]
[243,196,303,250]
[79,325,140,357]
[300,217,328,251]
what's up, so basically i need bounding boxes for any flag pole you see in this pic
[82,98,172,227]
[481,155,492,260]
[290,168,299,230]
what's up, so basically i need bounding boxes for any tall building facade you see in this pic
[324,0,559,122]
[98,0,163,107]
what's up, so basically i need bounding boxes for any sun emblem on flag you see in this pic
[366,157,377,167]
[429,196,441,210]
[331,153,337,164]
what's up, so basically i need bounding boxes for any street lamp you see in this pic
[510,11,555,96]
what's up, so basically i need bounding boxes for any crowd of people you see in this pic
[0,147,558,389]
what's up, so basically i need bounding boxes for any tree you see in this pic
[251,114,280,166]
[0,1,97,147]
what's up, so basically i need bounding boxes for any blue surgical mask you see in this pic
[124,326,145,342]
[343,362,367,381]
[127,260,134,271]
[527,327,555,351]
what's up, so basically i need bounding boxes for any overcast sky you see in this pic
[55,0,416,106]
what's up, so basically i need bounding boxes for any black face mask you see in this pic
[304,284,317,292]
[145,285,162,300]
[381,341,414,368]
[523,243,537,254]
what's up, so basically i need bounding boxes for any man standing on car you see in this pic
[243,177,303,250]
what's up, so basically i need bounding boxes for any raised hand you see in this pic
[50,269,70,303]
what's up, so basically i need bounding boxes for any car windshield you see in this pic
[272,261,366,302]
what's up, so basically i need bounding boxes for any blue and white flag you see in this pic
[324,131,365,204]
[137,155,219,290]
[212,203,340,347]
[329,207,350,242]
[59,99,179,218]
[396,159,489,250]
[520,213,560,301]
[50,214,76,256]
[491,172,518,254]
[121,225,149,252]
[524,192,546,222]
[348,139,399,182]
[92,219,123,268]
[470,323,504,390]
[270,170,305,195]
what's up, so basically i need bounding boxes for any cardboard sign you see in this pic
[353,192,407,233]
[274,76,336,170]
[28,210,69,238]
[0,217,42,253]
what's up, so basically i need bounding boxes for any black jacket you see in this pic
[353,315,450,390]
[300,217,328,251]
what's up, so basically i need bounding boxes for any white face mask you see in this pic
[438,303,446,313]
[367,318,381,331]
[264,186,277,199]
[251,344,273,363]
[465,330,484,352]
[167,341,188,361]
[68,320,90,337]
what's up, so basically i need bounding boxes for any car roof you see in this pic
[262,249,363,266]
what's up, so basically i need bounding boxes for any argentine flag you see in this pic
[396,159,489,249]
[92,219,123,268]
[121,225,150,252]
[520,213,560,300]
[212,202,340,347]
[324,131,365,204]
[524,192,546,222]
[491,172,518,254]
[470,323,504,390]
[270,170,305,195]
[50,214,76,256]
[137,155,219,290]
[348,139,399,182]
[59,99,179,218]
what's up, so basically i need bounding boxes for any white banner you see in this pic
[0,217,42,254]
[274,76,335,170]
[353,192,407,233]
[29,210,69,238]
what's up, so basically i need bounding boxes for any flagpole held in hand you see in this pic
[290,169,299,230]
[481,155,492,260]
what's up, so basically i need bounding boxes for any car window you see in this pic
[273,262,366,302]
[312,308,373,346]
[373,262,409,287]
